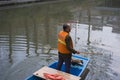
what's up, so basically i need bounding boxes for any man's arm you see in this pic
[65,35,77,54]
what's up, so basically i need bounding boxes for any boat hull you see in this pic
[25,55,89,80]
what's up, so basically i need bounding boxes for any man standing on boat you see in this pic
[57,23,80,73]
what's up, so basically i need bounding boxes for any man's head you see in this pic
[63,23,71,33]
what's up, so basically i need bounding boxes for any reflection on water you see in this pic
[0,0,120,80]
[70,23,120,80]
[82,46,113,80]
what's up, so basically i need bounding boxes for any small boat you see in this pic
[26,55,90,80]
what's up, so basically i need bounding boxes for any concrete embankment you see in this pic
[0,0,57,7]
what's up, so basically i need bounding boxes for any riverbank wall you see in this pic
[0,0,58,7]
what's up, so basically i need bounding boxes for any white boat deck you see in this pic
[33,66,81,80]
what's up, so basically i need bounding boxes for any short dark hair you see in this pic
[63,24,69,31]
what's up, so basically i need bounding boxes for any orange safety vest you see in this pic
[58,31,73,54]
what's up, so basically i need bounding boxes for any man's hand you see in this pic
[76,51,80,54]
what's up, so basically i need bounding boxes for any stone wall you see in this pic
[0,0,57,6]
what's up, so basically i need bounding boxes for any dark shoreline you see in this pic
[0,0,57,7]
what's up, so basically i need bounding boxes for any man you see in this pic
[57,23,80,73]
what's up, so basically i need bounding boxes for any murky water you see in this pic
[0,0,120,80]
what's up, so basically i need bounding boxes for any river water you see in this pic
[0,0,120,80]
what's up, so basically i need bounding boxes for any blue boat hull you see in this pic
[25,55,89,80]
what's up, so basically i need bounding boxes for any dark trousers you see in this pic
[57,52,72,73]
